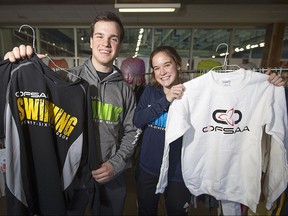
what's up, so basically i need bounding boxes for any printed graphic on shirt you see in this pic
[16,93,77,140]
[91,100,122,123]
[203,108,249,134]
[148,112,167,130]
[213,108,242,126]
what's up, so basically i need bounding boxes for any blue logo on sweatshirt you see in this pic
[150,112,168,128]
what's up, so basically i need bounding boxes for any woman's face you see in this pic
[152,51,179,89]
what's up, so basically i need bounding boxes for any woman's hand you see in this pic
[265,68,285,86]
[166,84,186,102]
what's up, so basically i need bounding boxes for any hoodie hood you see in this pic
[84,58,124,84]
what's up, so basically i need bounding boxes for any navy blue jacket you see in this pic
[134,83,184,182]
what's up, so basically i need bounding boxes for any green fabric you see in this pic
[197,59,222,70]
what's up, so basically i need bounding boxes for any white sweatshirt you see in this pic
[156,69,288,213]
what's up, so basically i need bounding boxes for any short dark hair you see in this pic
[90,11,124,42]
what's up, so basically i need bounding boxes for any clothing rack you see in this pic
[183,67,288,74]
[137,67,288,76]
[133,68,288,84]
[180,68,288,82]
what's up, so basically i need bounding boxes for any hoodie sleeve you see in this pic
[134,84,171,128]
[108,85,142,176]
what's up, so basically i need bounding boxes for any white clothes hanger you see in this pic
[210,43,241,72]
[18,24,38,54]
[18,24,81,80]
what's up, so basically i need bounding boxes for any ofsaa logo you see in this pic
[213,108,241,126]
[202,108,250,134]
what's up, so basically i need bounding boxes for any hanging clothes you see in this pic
[271,86,288,216]
[156,69,288,214]
[0,55,99,215]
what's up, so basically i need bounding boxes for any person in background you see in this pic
[133,45,285,216]
[4,11,141,216]
[239,53,257,69]
[120,57,147,103]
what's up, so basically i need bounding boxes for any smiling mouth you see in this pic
[161,77,170,81]
[100,50,111,54]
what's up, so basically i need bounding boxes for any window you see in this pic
[39,28,74,57]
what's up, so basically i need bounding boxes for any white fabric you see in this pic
[156,69,288,213]
[221,200,242,216]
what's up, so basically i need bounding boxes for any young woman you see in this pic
[134,46,191,215]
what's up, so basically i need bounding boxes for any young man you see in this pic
[4,12,141,215]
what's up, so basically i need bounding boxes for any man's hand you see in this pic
[265,68,285,86]
[91,162,114,184]
[3,45,46,62]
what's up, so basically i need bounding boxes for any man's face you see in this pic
[90,20,122,72]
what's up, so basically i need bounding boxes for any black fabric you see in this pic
[0,59,12,140]
[135,165,161,215]
[98,172,127,215]
[96,70,113,81]
[0,55,99,215]
[135,165,191,216]
[164,181,192,216]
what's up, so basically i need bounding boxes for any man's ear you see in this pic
[90,37,93,49]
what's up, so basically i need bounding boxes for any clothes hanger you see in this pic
[18,24,38,54]
[210,43,241,73]
[18,24,81,80]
